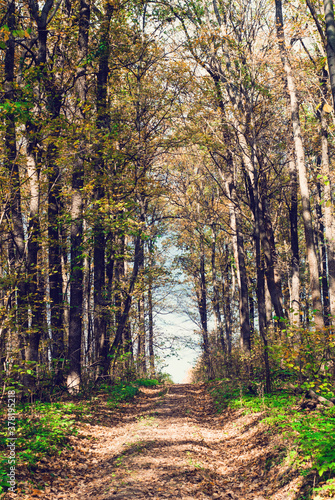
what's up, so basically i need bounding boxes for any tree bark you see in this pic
[275,0,324,329]
[315,172,331,324]
[227,179,251,352]
[137,291,146,376]
[319,109,335,322]
[324,0,335,107]
[222,244,232,354]
[196,235,212,380]
[211,225,225,351]
[289,158,300,325]
[261,195,287,326]
[148,241,155,376]
[93,1,114,376]
[5,0,27,387]
[67,0,90,392]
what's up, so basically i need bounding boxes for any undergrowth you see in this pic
[209,381,335,499]
[0,377,158,494]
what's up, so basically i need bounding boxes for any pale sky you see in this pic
[155,310,201,384]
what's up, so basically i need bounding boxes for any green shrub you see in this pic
[135,378,159,387]
[107,383,139,407]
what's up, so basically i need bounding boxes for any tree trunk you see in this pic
[196,235,212,380]
[5,0,27,388]
[315,172,331,324]
[25,134,44,378]
[137,292,146,376]
[261,195,287,326]
[324,0,335,107]
[148,242,155,376]
[93,2,113,376]
[211,225,225,351]
[227,179,251,352]
[222,244,232,355]
[319,109,335,322]
[109,234,143,356]
[275,0,324,329]
[67,0,90,392]
[289,158,300,325]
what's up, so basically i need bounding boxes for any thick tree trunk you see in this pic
[28,0,65,376]
[275,0,324,329]
[324,0,335,107]
[93,2,114,376]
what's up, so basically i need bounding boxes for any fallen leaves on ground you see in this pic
[3,384,308,499]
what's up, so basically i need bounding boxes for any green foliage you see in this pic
[209,382,335,493]
[0,401,78,493]
[135,378,159,387]
[314,478,335,498]
[104,382,139,407]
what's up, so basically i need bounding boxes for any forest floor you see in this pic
[6,384,309,500]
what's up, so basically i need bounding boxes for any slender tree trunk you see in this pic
[25,135,44,374]
[261,195,287,325]
[137,292,146,376]
[289,158,300,325]
[148,242,155,376]
[315,173,331,324]
[211,226,225,351]
[109,234,143,356]
[222,244,232,354]
[254,203,271,393]
[48,143,64,367]
[227,179,251,352]
[196,235,212,380]
[67,0,90,392]
[275,0,324,329]
[319,109,335,322]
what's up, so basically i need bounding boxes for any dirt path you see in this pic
[18,384,305,500]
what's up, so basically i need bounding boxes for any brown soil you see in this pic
[11,384,306,499]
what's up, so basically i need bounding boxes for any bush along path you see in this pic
[1,382,335,499]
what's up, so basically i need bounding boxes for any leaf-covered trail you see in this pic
[20,384,304,499]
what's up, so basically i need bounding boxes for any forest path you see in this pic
[24,384,304,500]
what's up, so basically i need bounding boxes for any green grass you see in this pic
[0,401,79,493]
[209,384,335,487]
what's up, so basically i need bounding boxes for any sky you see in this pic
[151,238,205,384]
[155,311,201,383]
